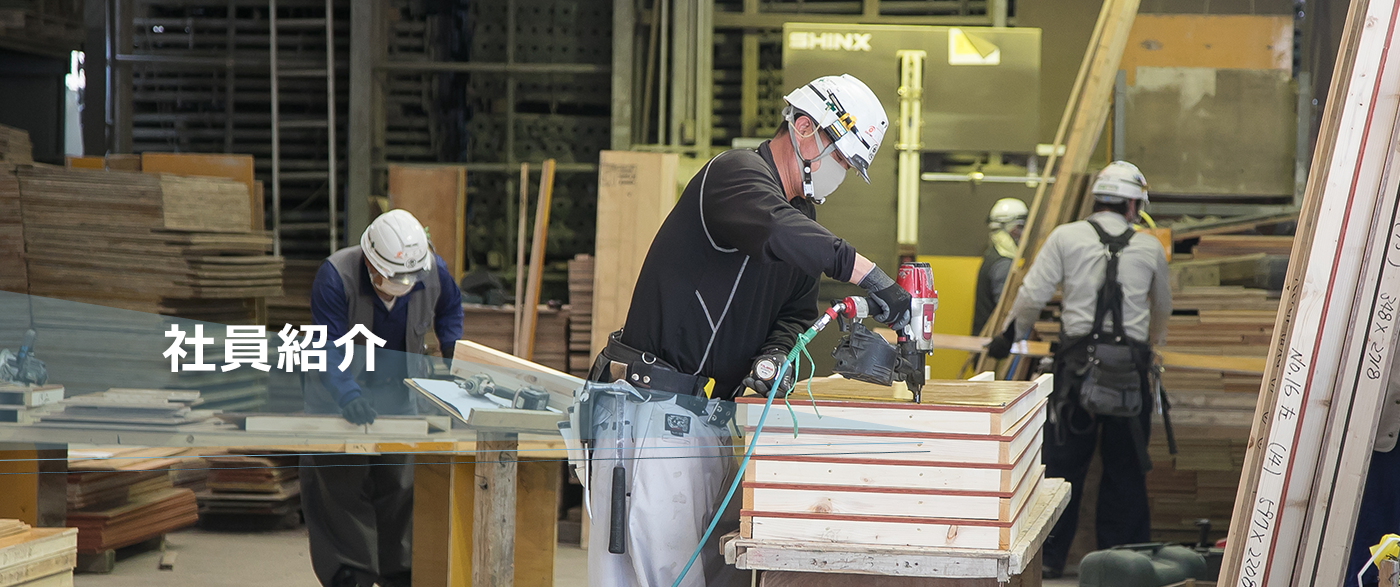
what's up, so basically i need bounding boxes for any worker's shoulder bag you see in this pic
[1076,220,1150,418]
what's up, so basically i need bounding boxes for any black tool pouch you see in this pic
[1077,220,1149,418]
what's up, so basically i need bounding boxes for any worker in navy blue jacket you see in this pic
[299,209,463,587]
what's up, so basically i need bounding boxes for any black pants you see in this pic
[300,453,414,587]
[1041,398,1153,571]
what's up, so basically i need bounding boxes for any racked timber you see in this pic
[1221,0,1400,582]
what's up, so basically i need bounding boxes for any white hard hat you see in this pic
[988,198,1029,228]
[782,74,889,184]
[1091,161,1150,203]
[361,209,432,285]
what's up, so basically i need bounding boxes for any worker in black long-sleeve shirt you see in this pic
[583,74,910,587]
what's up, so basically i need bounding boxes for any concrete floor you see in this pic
[69,528,1074,586]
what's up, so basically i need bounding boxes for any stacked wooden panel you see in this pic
[0,124,32,164]
[12,165,282,408]
[459,304,569,372]
[0,524,78,587]
[39,389,213,426]
[0,385,64,425]
[195,453,300,519]
[65,447,199,556]
[267,260,319,329]
[1191,235,1294,258]
[566,254,594,377]
[737,378,1051,549]
[0,164,26,350]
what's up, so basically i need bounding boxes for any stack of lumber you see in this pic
[566,254,594,377]
[459,304,569,372]
[0,124,32,164]
[0,163,26,351]
[1190,235,1293,258]
[1145,425,1248,544]
[0,523,78,587]
[195,453,300,519]
[11,165,281,409]
[267,260,319,329]
[736,377,1051,550]
[40,389,214,426]
[65,447,199,555]
[0,384,64,425]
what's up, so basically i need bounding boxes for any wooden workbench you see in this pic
[0,418,566,587]
[722,478,1070,586]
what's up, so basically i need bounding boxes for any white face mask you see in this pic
[375,278,413,298]
[810,151,848,203]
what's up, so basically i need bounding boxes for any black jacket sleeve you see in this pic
[698,151,858,282]
[761,274,821,357]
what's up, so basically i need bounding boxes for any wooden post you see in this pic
[473,432,518,587]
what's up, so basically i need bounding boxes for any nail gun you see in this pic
[831,262,937,403]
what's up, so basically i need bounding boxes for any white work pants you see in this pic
[587,393,744,587]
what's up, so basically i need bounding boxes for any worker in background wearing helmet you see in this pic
[581,74,908,587]
[300,209,463,587]
[984,161,1171,578]
[972,198,1029,334]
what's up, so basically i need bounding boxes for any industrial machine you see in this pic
[832,261,938,403]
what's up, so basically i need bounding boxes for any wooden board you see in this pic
[139,153,257,231]
[242,415,430,436]
[746,465,1044,522]
[0,387,63,408]
[451,340,584,408]
[387,164,467,280]
[751,438,1041,495]
[590,151,679,356]
[519,159,555,360]
[737,378,1048,436]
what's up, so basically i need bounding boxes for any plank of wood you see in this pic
[1170,211,1300,240]
[930,333,1051,356]
[515,163,530,355]
[139,153,257,231]
[242,415,430,436]
[751,438,1040,494]
[0,529,77,572]
[977,0,1141,360]
[0,386,64,408]
[590,151,679,356]
[387,164,467,280]
[1221,0,1400,582]
[519,159,556,361]
[451,340,584,408]
[747,465,1044,522]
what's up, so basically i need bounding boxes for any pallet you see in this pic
[72,535,164,575]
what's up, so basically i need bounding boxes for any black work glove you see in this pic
[858,266,912,332]
[742,351,794,398]
[341,396,378,425]
[985,323,1017,360]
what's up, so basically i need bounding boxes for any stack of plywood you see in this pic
[65,447,199,556]
[566,254,594,377]
[0,124,32,164]
[10,165,281,410]
[736,378,1051,550]
[1145,425,1250,544]
[459,304,569,372]
[0,523,78,587]
[1191,235,1294,258]
[195,453,300,520]
[0,384,64,425]
[267,260,319,329]
[40,389,214,426]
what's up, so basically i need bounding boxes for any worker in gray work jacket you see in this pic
[580,74,911,587]
[301,210,463,587]
[985,161,1171,579]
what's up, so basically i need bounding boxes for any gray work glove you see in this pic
[859,266,912,332]
[341,396,378,425]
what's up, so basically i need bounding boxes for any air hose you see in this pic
[670,302,848,587]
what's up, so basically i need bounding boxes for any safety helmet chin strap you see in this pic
[784,108,839,203]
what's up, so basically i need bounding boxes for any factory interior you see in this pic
[0,0,1396,586]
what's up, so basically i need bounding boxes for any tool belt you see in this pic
[587,330,716,417]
